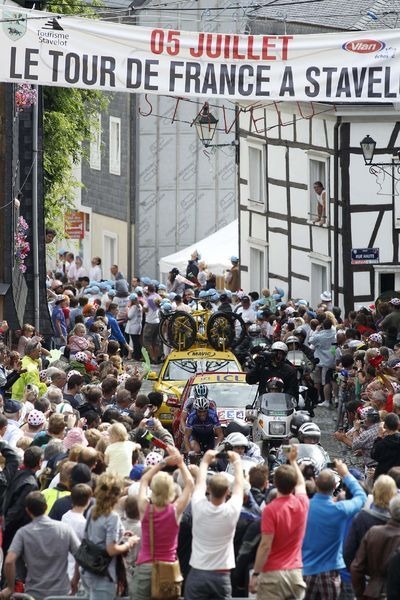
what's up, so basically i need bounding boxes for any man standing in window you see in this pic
[313,181,326,226]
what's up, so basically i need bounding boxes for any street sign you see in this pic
[65,211,85,239]
[351,248,379,265]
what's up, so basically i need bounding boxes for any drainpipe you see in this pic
[32,86,40,331]
[333,116,342,308]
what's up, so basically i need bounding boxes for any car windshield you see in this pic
[163,360,238,381]
[186,383,258,408]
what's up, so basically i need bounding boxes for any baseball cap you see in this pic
[71,463,92,486]
[4,399,22,414]
[130,464,145,480]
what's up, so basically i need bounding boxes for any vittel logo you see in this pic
[342,39,385,53]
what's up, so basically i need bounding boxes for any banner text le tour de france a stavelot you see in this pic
[2,5,400,102]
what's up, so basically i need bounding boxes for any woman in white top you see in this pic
[125,293,143,361]
[89,256,102,282]
[68,255,87,283]
[105,423,138,478]
[197,261,208,289]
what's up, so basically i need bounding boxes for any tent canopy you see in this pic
[159,220,238,279]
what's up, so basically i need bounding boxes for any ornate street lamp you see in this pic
[194,102,238,149]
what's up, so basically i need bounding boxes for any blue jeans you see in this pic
[81,572,118,600]
[184,567,231,600]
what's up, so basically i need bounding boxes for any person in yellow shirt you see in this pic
[42,461,74,514]
[11,340,48,401]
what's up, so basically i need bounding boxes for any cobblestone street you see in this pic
[315,404,362,469]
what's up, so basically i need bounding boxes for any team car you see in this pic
[148,347,241,426]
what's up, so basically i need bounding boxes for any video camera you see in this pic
[252,348,274,369]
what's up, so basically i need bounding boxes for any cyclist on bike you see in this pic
[184,396,224,454]
[179,384,216,433]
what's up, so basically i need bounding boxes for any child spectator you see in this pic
[68,323,90,354]
[61,483,93,579]
[104,423,137,478]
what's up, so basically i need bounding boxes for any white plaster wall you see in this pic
[292,249,311,277]
[374,211,395,263]
[268,183,287,214]
[269,217,287,231]
[350,212,378,249]
[288,148,307,184]
[269,232,288,277]
[91,213,130,277]
[291,223,310,249]
[268,146,287,181]
[295,117,310,145]
[353,271,371,297]
[252,213,267,240]
[312,227,330,256]
[291,276,311,301]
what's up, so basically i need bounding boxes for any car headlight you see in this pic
[269,422,286,435]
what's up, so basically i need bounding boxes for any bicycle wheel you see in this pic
[158,313,175,348]
[167,311,197,351]
[206,311,247,351]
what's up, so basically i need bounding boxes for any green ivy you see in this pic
[43,0,108,233]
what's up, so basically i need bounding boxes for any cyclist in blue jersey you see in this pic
[184,396,224,454]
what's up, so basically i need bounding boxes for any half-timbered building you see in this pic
[239,1,400,314]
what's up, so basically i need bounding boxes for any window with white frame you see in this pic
[103,232,118,278]
[250,246,266,292]
[109,116,121,176]
[248,144,265,206]
[89,113,101,171]
[310,260,329,308]
[309,157,328,226]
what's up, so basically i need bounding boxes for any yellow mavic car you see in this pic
[148,346,241,426]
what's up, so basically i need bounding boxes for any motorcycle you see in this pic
[246,392,297,457]
[271,443,341,490]
[287,348,318,416]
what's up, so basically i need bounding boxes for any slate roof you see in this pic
[250,0,400,31]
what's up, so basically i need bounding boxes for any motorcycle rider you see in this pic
[274,422,330,474]
[286,335,319,417]
[214,432,264,472]
[184,396,224,454]
[289,412,311,441]
[246,341,299,401]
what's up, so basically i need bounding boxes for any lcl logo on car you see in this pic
[342,39,385,53]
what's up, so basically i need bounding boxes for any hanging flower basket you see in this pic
[15,216,30,273]
[15,83,37,112]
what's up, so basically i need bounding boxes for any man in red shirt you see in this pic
[249,445,308,599]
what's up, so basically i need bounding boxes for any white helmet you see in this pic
[286,336,300,346]
[225,432,249,448]
[298,422,321,442]
[271,341,288,354]
[193,397,210,411]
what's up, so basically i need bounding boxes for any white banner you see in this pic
[1,6,400,101]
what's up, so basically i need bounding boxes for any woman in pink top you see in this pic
[130,445,194,600]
